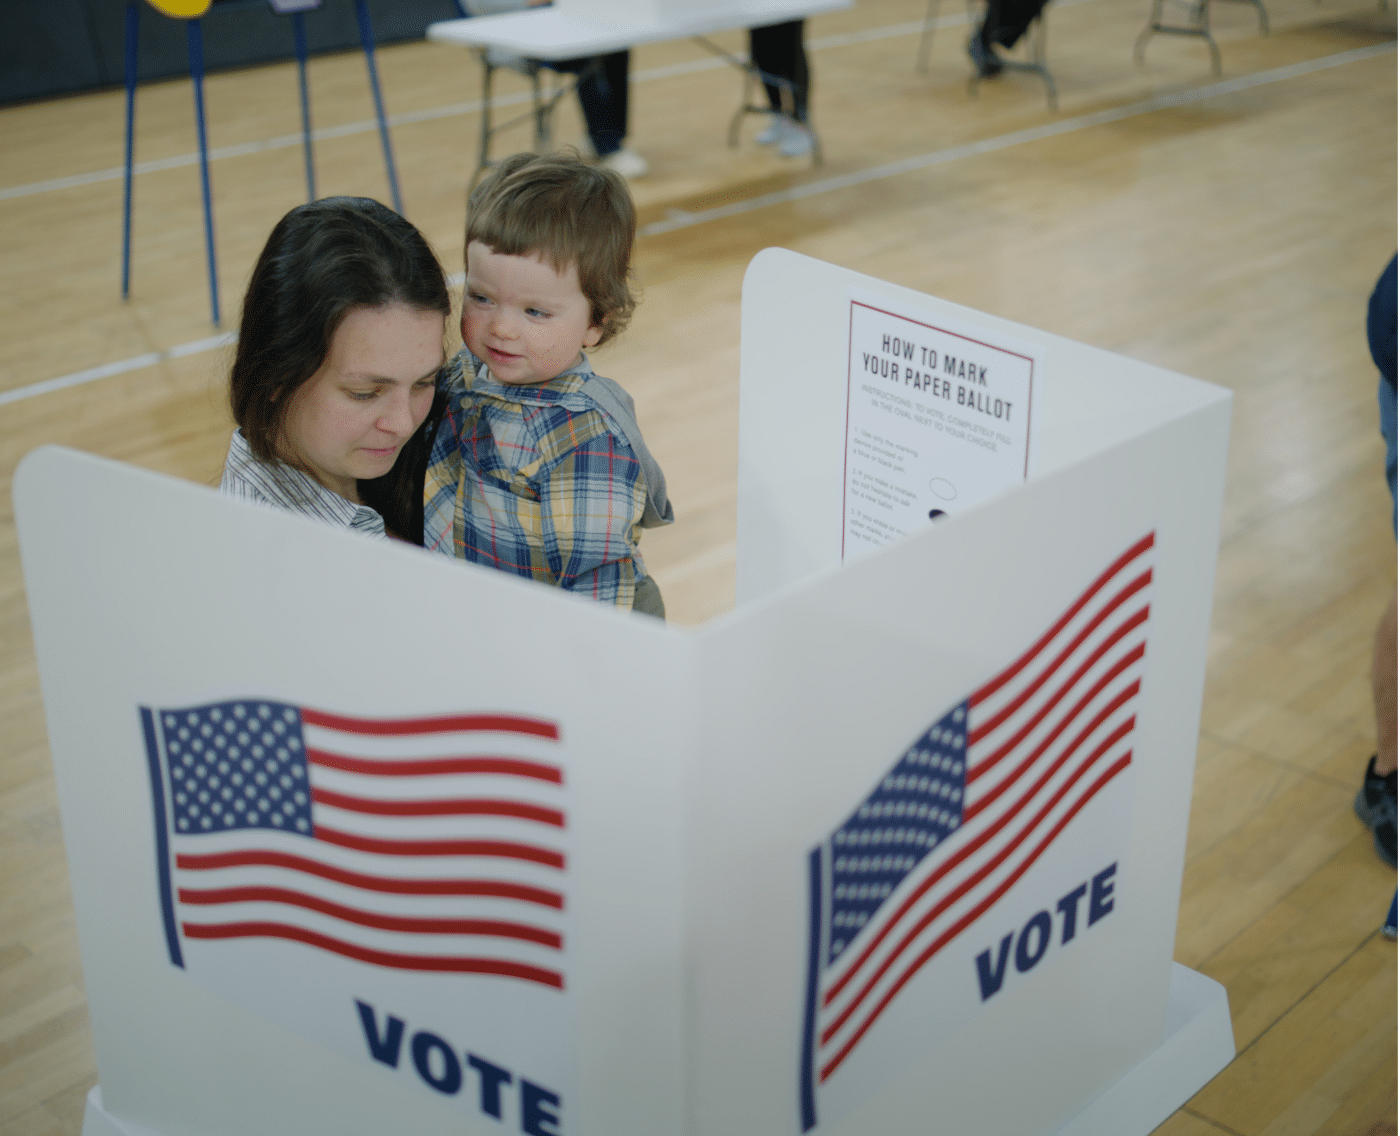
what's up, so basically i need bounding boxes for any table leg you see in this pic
[187,19,220,326]
[355,0,403,214]
[293,10,316,202]
[122,1,139,301]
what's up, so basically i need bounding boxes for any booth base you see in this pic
[81,964,1233,1136]
[1053,962,1235,1136]
[82,1088,160,1136]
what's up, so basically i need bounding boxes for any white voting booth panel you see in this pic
[15,250,1233,1136]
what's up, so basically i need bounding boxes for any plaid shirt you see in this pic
[425,349,653,608]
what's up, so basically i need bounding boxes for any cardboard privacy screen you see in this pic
[16,249,1232,1136]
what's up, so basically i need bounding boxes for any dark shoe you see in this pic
[1354,754,1397,868]
[967,34,1003,77]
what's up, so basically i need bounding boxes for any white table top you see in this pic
[426,0,851,60]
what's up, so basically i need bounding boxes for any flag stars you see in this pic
[161,700,315,837]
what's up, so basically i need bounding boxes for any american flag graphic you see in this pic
[140,700,568,991]
[799,533,1153,1130]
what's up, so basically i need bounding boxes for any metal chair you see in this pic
[454,1,602,189]
[1134,0,1269,75]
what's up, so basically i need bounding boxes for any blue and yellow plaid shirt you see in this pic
[424,349,653,608]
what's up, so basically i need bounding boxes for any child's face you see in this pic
[462,240,603,386]
[282,303,445,501]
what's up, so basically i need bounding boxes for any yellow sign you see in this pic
[143,0,213,17]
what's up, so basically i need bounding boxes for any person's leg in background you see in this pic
[558,51,647,178]
[749,20,812,158]
[968,0,1050,75]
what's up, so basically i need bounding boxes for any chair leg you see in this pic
[1133,2,1154,62]
[187,19,220,326]
[1031,15,1057,110]
[1197,0,1222,74]
[1135,0,1221,74]
[471,53,493,192]
[727,62,754,148]
[121,0,138,301]
[293,10,316,202]
[916,0,942,74]
[531,69,547,152]
[966,0,984,97]
[354,0,403,214]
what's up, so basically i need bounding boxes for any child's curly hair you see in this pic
[466,151,637,346]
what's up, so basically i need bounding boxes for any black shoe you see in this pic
[967,34,1003,77]
[1354,754,1397,868]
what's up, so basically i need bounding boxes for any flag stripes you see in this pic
[174,849,563,906]
[805,533,1153,1108]
[147,699,570,991]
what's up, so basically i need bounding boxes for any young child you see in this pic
[424,151,673,616]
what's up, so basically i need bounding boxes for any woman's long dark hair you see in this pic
[229,197,450,542]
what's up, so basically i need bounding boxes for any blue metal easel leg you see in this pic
[293,11,316,202]
[122,1,139,300]
[354,0,403,214]
[187,19,220,326]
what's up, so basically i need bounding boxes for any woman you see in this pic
[222,197,450,542]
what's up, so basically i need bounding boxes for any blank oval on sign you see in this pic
[929,478,957,501]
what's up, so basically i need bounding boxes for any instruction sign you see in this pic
[843,295,1038,557]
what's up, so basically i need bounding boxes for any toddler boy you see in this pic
[424,152,673,616]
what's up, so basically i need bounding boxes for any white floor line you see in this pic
[0,7,1083,204]
[0,332,236,409]
[640,41,1395,236]
[0,39,1389,411]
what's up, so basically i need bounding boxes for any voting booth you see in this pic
[15,249,1234,1136]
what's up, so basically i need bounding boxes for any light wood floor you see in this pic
[0,0,1396,1131]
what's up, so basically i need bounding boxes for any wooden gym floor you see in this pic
[0,0,1395,1131]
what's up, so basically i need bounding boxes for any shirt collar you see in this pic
[469,351,595,403]
[223,429,386,536]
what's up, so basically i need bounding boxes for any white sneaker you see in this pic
[754,113,786,146]
[600,147,649,179]
[778,123,814,158]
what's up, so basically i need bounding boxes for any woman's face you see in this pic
[281,303,445,502]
